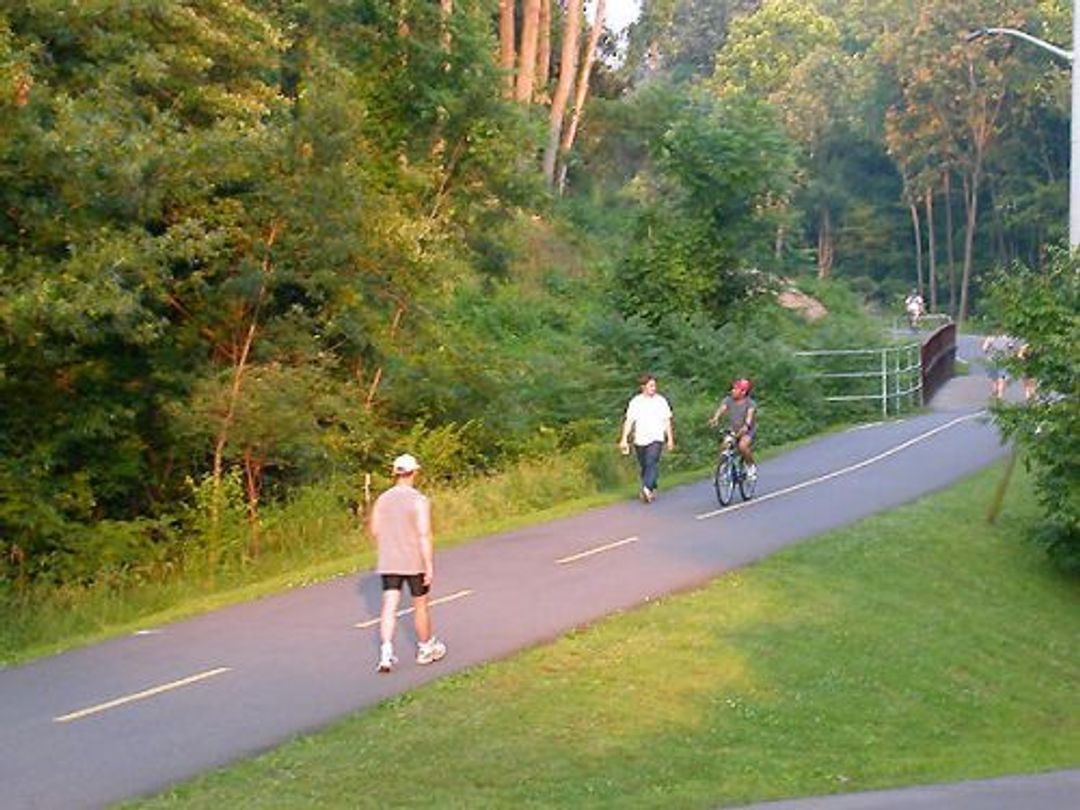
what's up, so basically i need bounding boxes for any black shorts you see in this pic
[381,573,429,597]
[726,427,755,444]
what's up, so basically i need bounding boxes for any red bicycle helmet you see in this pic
[732,378,752,397]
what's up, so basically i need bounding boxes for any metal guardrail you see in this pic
[795,320,958,417]
[795,343,924,418]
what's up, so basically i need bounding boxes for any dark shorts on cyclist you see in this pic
[727,426,754,444]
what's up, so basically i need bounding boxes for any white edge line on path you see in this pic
[696,411,987,521]
[354,588,474,630]
[555,536,639,565]
[847,421,884,431]
[54,667,232,723]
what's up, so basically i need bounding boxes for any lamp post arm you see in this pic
[968,16,1079,249]
[973,27,1073,62]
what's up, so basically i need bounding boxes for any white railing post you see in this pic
[881,349,888,418]
[889,345,898,414]
[915,344,924,407]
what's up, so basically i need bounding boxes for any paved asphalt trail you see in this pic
[0,335,1052,809]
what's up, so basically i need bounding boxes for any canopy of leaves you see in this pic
[984,251,1079,571]
[614,90,794,324]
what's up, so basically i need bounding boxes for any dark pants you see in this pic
[635,441,664,491]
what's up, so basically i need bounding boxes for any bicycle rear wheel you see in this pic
[714,455,735,506]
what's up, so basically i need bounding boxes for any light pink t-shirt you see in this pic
[372,485,429,574]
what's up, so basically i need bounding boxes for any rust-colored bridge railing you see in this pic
[921,321,957,403]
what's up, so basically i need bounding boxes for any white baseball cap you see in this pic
[392,453,421,474]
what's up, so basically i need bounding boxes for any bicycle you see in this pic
[713,431,757,506]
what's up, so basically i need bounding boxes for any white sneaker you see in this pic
[746,464,758,481]
[377,644,397,674]
[416,637,447,665]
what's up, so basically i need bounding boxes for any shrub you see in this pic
[985,250,1080,572]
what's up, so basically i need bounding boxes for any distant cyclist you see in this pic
[708,378,757,480]
[904,289,925,330]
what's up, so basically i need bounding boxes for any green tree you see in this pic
[880,0,1046,323]
[0,0,540,583]
[630,0,760,81]
[710,0,878,280]
[0,0,293,577]
[615,91,794,324]
[985,251,1079,571]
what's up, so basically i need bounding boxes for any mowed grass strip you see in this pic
[129,463,1080,809]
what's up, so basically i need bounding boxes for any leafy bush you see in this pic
[985,250,1079,571]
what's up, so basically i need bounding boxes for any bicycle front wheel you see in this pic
[738,463,757,500]
[714,456,735,506]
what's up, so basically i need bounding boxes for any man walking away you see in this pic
[618,373,675,503]
[369,453,447,673]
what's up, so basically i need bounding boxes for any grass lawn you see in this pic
[129,461,1080,808]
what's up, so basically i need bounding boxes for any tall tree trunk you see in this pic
[959,171,980,326]
[515,0,541,102]
[556,0,605,193]
[988,181,1008,263]
[536,0,552,102]
[543,0,583,188]
[498,0,515,98]
[908,199,923,298]
[956,83,1000,326]
[439,0,452,54]
[242,446,264,559]
[924,186,937,313]
[211,224,279,507]
[816,206,833,279]
[364,304,406,411]
[943,171,956,318]
[955,66,1004,326]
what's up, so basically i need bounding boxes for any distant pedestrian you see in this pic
[981,333,1016,400]
[1017,341,1038,402]
[618,373,675,503]
[369,453,446,673]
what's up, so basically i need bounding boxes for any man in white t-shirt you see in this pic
[618,373,675,503]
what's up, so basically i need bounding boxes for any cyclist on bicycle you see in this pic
[708,378,757,480]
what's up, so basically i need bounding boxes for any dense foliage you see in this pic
[1,0,1074,599]
[606,0,1069,309]
[0,1,561,587]
[985,252,1079,570]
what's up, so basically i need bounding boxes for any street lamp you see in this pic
[966,10,1078,249]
